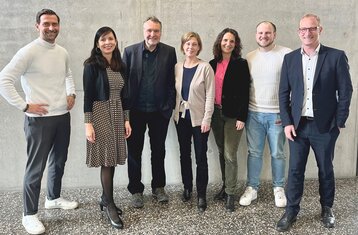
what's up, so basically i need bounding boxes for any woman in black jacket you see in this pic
[209,28,250,212]
[83,26,131,229]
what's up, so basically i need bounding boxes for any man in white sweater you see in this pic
[239,21,292,208]
[0,9,78,235]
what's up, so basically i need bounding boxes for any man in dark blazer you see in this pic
[122,16,177,208]
[277,13,353,232]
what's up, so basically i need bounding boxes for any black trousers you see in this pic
[127,110,170,194]
[175,117,209,198]
[23,113,70,215]
[286,118,340,216]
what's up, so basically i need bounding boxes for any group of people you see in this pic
[0,8,352,235]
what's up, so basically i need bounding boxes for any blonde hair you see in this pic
[180,32,202,55]
[301,13,321,26]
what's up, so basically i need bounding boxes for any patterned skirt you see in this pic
[86,99,127,167]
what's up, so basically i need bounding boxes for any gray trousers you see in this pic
[23,112,70,215]
[211,107,243,195]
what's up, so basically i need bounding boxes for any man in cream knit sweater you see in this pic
[0,9,78,234]
[239,21,292,208]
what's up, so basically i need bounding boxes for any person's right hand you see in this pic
[26,103,49,115]
[85,123,95,143]
[284,125,296,141]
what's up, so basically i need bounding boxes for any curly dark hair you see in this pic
[212,28,242,61]
[84,26,125,73]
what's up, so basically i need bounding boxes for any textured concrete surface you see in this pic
[0,178,357,234]
[0,0,357,190]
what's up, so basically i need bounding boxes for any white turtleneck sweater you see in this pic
[246,45,292,113]
[0,38,75,117]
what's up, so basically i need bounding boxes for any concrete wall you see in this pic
[0,0,357,190]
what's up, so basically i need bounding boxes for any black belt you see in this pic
[301,116,314,121]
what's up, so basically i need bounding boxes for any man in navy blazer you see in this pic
[277,14,353,232]
[122,16,177,208]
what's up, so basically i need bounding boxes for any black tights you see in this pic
[100,166,115,204]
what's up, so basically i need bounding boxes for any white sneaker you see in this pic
[274,187,287,208]
[22,214,45,234]
[239,186,257,206]
[45,197,78,210]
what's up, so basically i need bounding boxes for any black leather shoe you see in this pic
[321,206,335,228]
[197,197,207,213]
[276,212,297,232]
[182,189,192,202]
[99,198,123,215]
[105,203,123,229]
[225,194,235,212]
[214,186,227,201]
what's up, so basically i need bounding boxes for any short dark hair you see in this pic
[36,9,60,24]
[144,16,162,31]
[256,21,277,32]
[212,28,242,61]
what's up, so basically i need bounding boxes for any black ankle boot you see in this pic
[182,189,192,202]
[214,186,227,201]
[225,195,235,212]
[197,197,207,213]
[105,203,123,229]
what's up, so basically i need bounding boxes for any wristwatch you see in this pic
[23,104,29,112]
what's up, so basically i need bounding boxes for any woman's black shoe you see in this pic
[182,189,192,202]
[105,203,123,229]
[225,195,235,212]
[197,197,207,213]
[214,186,227,201]
[99,199,123,215]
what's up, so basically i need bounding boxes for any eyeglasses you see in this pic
[298,26,320,34]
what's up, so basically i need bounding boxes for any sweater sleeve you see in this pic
[0,49,29,111]
[64,52,76,96]
[202,63,215,126]
[65,66,76,96]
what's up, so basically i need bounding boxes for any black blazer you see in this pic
[209,57,250,122]
[83,63,128,113]
[279,44,353,133]
[123,41,177,119]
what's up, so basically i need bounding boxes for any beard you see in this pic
[43,31,58,43]
[257,40,274,48]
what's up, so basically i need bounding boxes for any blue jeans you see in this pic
[245,111,286,190]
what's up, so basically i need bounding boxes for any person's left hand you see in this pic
[201,124,210,133]
[67,96,75,110]
[125,121,132,138]
[236,120,245,130]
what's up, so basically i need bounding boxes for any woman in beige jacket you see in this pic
[173,32,215,213]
